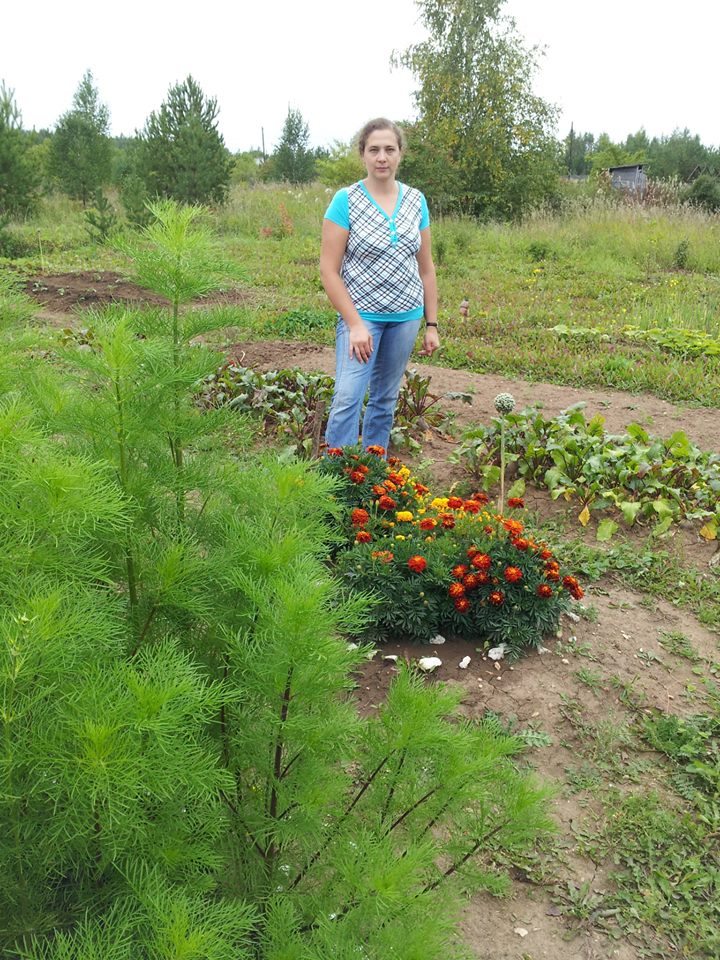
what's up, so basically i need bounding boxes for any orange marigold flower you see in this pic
[503,518,524,536]
[327,447,343,456]
[371,550,394,563]
[349,470,366,484]
[546,560,560,572]
[484,525,494,534]
[441,514,455,529]
[388,456,401,467]
[570,584,585,600]
[513,537,530,551]
[472,491,489,504]
[366,444,386,456]
[489,590,505,606]
[475,573,490,585]
[351,508,370,526]
[384,481,397,492]
[419,517,437,530]
[562,575,579,589]
[466,545,479,558]
[355,530,372,543]
[540,549,553,560]
[536,584,553,598]
[452,564,468,579]
[454,597,471,613]
[357,463,369,474]
[447,496,464,509]
[372,484,387,496]
[470,553,492,570]
[388,472,404,485]
[448,582,465,598]
[414,482,429,495]
[463,500,480,514]
[378,496,396,511]
[463,573,479,590]
[407,555,427,573]
[545,569,560,582]
[504,566,523,583]
[507,497,525,509]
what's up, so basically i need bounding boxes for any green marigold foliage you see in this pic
[320,446,578,653]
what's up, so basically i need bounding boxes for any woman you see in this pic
[320,117,440,453]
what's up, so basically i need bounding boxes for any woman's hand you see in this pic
[349,323,374,362]
[418,325,440,357]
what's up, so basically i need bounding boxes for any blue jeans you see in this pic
[325,316,421,451]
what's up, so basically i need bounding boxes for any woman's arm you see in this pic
[320,219,374,363]
[416,227,440,357]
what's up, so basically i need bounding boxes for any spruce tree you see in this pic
[49,70,112,204]
[132,76,233,206]
[0,81,40,218]
[273,107,316,184]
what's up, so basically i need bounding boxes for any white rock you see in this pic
[564,610,580,622]
[458,656,471,669]
[429,634,446,645]
[418,656,442,673]
[366,649,378,660]
[383,655,399,663]
[538,646,551,654]
[561,658,570,665]
[513,927,529,938]
[347,643,359,650]
[488,643,507,661]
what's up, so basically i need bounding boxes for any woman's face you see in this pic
[362,129,402,180]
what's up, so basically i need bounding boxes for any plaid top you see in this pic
[324,181,429,322]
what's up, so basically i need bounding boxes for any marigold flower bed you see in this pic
[320,446,583,657]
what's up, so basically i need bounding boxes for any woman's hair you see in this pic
[356,118,405,155]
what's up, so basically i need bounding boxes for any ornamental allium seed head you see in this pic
[494,392,516,414]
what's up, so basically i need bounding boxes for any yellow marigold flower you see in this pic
[395,534,406,541]
[424,536,434,542]
[395,511,414,522]
[430,497,448,510]
[417,507,426,514]
[398,466,411,479]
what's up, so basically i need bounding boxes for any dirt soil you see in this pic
[23,271,250,315]
[31,283,720,959]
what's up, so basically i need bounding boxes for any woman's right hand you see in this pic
[348,323,373,363]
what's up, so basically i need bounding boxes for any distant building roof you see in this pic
[608,164,645,172]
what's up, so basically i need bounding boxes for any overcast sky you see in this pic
[3,0,718,152]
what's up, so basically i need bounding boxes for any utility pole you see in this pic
[261,127,266,161]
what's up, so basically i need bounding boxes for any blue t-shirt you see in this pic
[324,181,430,322]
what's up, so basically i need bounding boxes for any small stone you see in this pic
[418,656,442,673]
[383,655,398,663]
[429,634,446,645]
[488,643,507,661]
[561,658,570,665]
[513,927,529,937]
[564,611,580,623]
[458,656,471,669]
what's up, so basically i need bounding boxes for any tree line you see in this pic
[3,0,720,227]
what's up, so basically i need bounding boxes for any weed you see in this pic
[574,667,605,694]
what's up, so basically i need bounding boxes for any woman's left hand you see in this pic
[418,326,440,357]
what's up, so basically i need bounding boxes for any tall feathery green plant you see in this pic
[2,203,556,959]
